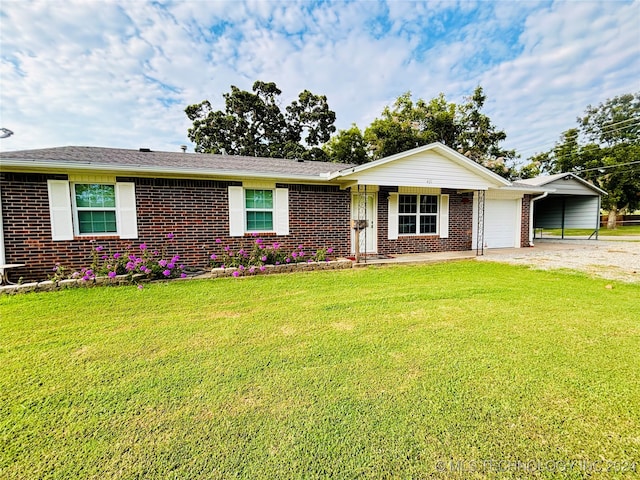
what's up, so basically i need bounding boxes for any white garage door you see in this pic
[484,199,519,248]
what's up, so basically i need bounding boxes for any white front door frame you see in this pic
[351,190,377,255]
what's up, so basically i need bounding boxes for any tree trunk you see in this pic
[606,207,618,230]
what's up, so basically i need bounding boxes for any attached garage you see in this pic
[484,198,521,248]
[472,190,527,250]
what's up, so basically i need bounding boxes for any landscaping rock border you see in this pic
[0,260,354,295]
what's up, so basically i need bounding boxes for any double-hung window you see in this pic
[74,184,117,234]
[245,189,274,231]
[228,185,289,236]
[398,194,438,235]
[47,179,138,240]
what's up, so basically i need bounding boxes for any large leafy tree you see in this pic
[521,92,640,228]
[362,92,458,160]
[349,87,516,177]
[456,87,516,175]
[186,81,336,161]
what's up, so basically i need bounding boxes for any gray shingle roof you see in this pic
[1,146,353,178]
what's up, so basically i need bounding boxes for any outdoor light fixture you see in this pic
[0,128,14,139]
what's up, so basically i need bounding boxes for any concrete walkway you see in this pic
[351,250,477,266]
[351,238,640,283]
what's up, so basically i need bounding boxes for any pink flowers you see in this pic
[62,233,189,286]
[208,237,336,278]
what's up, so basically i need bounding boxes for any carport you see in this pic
[518,173,606,239]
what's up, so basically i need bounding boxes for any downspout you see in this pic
[529,192,548,247]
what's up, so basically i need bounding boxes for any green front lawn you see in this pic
[539,225,640,236]
[1,262,639,479]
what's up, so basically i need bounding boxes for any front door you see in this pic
[351,192,377,254]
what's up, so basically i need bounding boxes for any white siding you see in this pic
[545,178,600,196]
[342,151,495,190]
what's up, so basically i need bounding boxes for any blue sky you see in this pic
[1,0,638,162]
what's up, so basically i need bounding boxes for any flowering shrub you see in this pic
[51,233,188,283]
[209,236,334,275]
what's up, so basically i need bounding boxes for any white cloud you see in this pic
[0,0,638,159]
[483,0,640,158]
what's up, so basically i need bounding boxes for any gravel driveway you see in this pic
[479,239,640,283]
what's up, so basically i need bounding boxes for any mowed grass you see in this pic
[1,262,639,479]
[540,225,640,237]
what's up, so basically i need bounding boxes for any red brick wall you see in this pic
[2,173,481,282]
[377,187,474,255]
[521,195,532,247]
[0,173,351,282]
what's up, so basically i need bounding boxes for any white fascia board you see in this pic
[0,160,331,184]
[494,185,554,194]
[518,173,607,195]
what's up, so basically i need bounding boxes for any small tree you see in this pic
[323,124,369,164]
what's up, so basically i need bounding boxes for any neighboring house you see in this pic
[0,142,546,282]
[517,173,607,239]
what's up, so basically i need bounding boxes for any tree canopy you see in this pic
[520,92,640,228]
[186,83,526,180]
[326,87,516,177]
[186,81,336,161]
[322,124,368,165]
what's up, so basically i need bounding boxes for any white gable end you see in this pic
[341,151,500,190]
[543,177,601,196]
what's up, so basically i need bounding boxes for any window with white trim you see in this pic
[228,186,289,237]
[398,194,438,235]
[73,184,117,234]
[47,179,138,241]
[245,189,274,231]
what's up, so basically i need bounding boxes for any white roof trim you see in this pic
[0,159,334,183]
[331,142,511,186]
[517,172,607,195]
